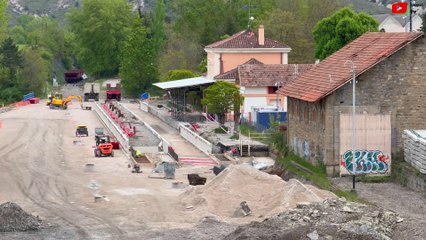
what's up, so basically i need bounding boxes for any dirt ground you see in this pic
[331,178,426,240]
[1,102,426,240]
[0,103,222,240]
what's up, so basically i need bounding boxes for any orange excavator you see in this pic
[94,135,114,157]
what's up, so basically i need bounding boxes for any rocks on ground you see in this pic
[224,198,399,240]
[0,202,44,232]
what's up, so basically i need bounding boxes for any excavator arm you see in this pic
[62,95,83,109]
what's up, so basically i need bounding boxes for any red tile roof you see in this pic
[238,64,313,87]
[205,29,289,49]
[278,32,423,102]
[214,58,264,80]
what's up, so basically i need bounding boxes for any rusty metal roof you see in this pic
[278,32,423,102]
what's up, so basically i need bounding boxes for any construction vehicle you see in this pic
[65,69,87,84]
[46,94,83,110]
[75,125,89,137]
[84,83,100,102]
[94,135,114,157]
[106,83,121,101]
[46,93,83,109]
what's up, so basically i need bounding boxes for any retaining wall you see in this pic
[180,123,213,155]
[92,102,130,154]
[120,103,170,154]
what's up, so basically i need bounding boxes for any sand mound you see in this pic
[180,164,336,222]
[0,202,44,232]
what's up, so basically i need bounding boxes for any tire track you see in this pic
[1,118,125,239]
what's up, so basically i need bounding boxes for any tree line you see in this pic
[2,0,407,105]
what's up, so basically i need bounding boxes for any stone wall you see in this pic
[287,98,327,166]
[393,162,426,193]
[288,36,426,176]
[333,36,426,153]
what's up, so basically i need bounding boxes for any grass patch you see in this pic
[279,154,331,190]
[214,126,228,134]
[230,134,239,140]
[239,124,253,136]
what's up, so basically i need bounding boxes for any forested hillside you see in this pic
[0,0,410,105]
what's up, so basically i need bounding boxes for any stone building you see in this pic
[278,32,426,176]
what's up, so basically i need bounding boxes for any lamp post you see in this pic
[275,82,281,111]
[344,60,357,191]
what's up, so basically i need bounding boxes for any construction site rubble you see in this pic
[0,202,44,232]
[223,198,399,240]
[179,164,336,224]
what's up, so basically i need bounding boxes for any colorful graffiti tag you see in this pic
[340,150,389,174]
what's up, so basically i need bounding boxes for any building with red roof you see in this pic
[278,32,426,176]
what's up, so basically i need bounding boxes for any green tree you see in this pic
[9,16,75,83]
[120,19,158,98]
[0,0,8,41]
[158,26,203,74]
[0,37,23,87]
[262,0,340,63]
[151,0,166,52]
[67,0,136,77]
[168,0,276,71]
[313,7,379,60]
[161,69,197,82]
[201,81,243,125]
[18,48,50,97]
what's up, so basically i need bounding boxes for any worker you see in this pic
[135,150,143,158]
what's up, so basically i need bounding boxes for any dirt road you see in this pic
[332,177,426,240]
[0,103,217,239]
[1,102,425,240]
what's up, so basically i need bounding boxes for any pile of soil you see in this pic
[180,164,336,223]
[0,202,44,232]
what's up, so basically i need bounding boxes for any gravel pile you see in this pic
[224,198,400,240]
[0,202,44,232]
[180,164,336,224]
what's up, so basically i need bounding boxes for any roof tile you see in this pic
[214,58,264,80]
[278,32,423,102]
[205,29,289,49]
[238,64,313,87]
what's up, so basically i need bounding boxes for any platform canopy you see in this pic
[153,76,215,90]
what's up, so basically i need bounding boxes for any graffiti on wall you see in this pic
[340,150,389,174]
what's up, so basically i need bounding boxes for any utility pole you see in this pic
[344,60,357,192]
[410,0,413,32]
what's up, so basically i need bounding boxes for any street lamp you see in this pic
[275,82,281,111]
[344,60,357,191]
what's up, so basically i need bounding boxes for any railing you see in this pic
[180,123,213,155]
[120,103,171,155]
[92,102,130,154]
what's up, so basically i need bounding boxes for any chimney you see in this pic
[258,25,265,46]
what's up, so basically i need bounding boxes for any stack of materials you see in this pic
[402,130,426,174]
